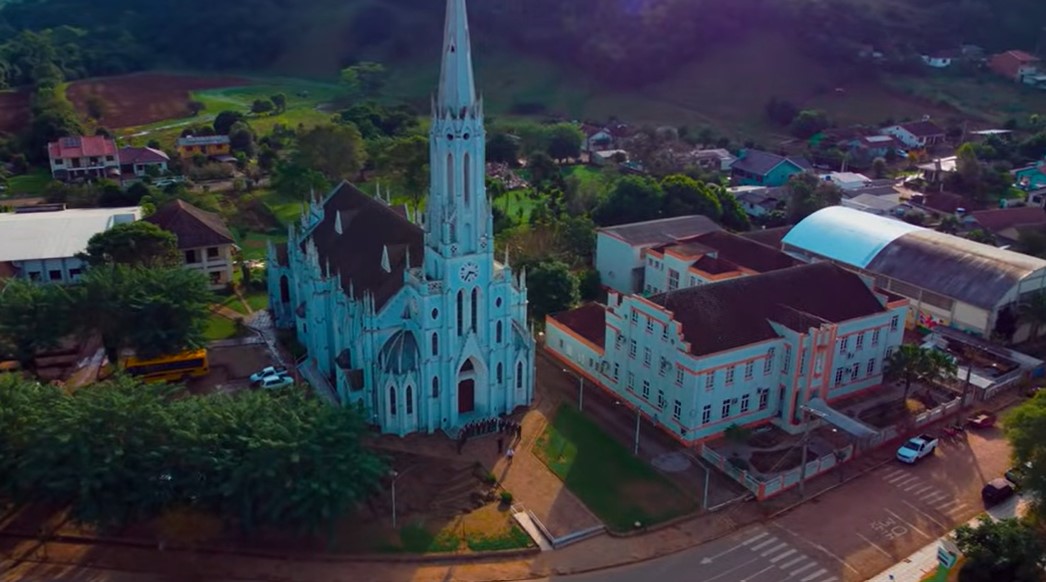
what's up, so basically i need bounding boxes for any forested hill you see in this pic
[0,0,1044,88]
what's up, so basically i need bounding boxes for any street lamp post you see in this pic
[390,470,399,529]
[565,368,584,411]
[614,400,641,455]
[798,407,812,499]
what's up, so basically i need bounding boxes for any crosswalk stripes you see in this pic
[750,536,779,552]
[761,542,789,557]
[770,548,798,563]
[778,555,807,570]
[725,530,838,582]
[801,568,829,582]
[789,562,817,577]
[741,531,769,546]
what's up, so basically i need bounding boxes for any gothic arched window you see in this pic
[432,376,439,398]
[496,321,503,344]
[432,332,439,356]
[516,362,524,390]
[446,153,454,198]
[456,290,464,336]
[463,152,471,206]
[406,386,414,415]
[389,386,397,416]
[497,363,503,384]
[471,288,478,332]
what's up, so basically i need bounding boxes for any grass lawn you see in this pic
[535,405,697,531]
[258,188,306,228]
[220,294,249,316]
[494,189,543,224]
[366,503,532,553]
[884,73,1046,124]
[5,169,53,197]
[203,312,239,342]
[243,290,269,313]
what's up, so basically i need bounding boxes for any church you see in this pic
[267,0,535,436]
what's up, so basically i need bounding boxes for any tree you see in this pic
[661,174,722,221]
[526,151,557,187]
[77,266,212,363]
[937,215,961,234]
[593,175,664,226]
[786,173,843,222]
[525,260,579,321]
[213,110,245,135]
[272,162,329,201]
[187,100,205,116]
[0,279,76,371]
[84,93,109,121]
[789,110,830,139]
[1019,290,1046,342]
[559,214,597,263]
[487,133,520,165]
[884,345,956,400]
[710,183,751,231]
[270,93,286,113]
[79,221,180,268]
[251,98,274,115]
[340,62,386,98]
[871,157,888,179]
[295,124,367,184]
[765,97,799,126]
[228,122,256,157]
[545,124,584,162]
[377,134,428,209]
[965,229,997,246]
[954,518,1045,582]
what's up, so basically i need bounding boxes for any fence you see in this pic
[700,443,854,501]
[913,398,961,428]
[981,369,1024,401]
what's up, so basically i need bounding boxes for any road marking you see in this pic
[700,540,748,564]
[788,562,818,577]
[947,504,970,517]
[936,498,961,510]
[778,555,808,570]
[855,532,893,558]
[885,508,931,539]
[771,548,798,563]
[771,523,860,575]
[740,565,777,582]
[801,568,828,582]
[702,556,763,582]
[761,542,789,557]
[911,484,935,495]
[742,531,770,546]
[881,467,906,479]
[893,475,921,487]
[821,577,840,582]
[901,499,948,530]
[901,480,928,492]
[750,537,779,551]
[923,491,949,504]
[886,473,916,484]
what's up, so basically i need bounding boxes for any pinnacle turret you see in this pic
[436,0,476,114]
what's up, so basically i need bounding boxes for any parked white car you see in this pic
[897,434,938,464]
[258,374,293,390]
[250,366,287,384]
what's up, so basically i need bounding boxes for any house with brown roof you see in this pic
[880,121,946,149]
[118,146,169,180]
[145,200,236,289]
[596,215,722,294]
[966,207,1046,246]
[545,262,908,448]
[989,50,1041,82]
[47,136,121,182]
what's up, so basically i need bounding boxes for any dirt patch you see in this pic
[0,90,30,134]
[750,447,803,473]
[67,73,249,128]
[859,400,912,429]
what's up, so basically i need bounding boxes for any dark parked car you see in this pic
[981,478,1016,506]
[1005,463,1032,488]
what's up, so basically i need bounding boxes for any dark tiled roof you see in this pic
[599,215,721,246]
[551,303,606,348]
[145,199,235,249]
[740,226,792,250]
[970,207,1046,233]
[920,191,964,213]
[304,182,423,310]
[118,146,169,165]
[899,121,945,137]
[732,150,810,177]
[691,231,800,273]
[692,255,735,274]
[651,263,886,356]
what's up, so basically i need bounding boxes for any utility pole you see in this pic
[798,407,812,498]
[634,407,641,455]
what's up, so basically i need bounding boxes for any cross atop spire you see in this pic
[436,0,476,113]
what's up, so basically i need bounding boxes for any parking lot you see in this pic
[771,424,1014,581]
[186,343,273,395]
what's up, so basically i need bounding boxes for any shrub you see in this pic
[499,490,514,505]
[483,471,497,485]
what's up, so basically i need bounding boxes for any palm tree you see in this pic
[885,345,957,401]
[1019,291,1046,342]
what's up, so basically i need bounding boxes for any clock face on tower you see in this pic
[459,262,479,283]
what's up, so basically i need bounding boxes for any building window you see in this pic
[27,271,40,281]
[741,394,750,413]
[834,367,845,386]
[799,349,807,375]
[851,364,860,381]
[406,386,413,415]
[631,311,638,324]
[706,372,715,390]
[185,250,198,264]
[675,368,684,385]
[389,387,397,416]
[872,329,881,346]
[784,346,792,373]
[758,388,769,410]
[839,337,849,354]
[721,400,732,419]
[463,152,471,206]
[702,405,712,424]
[69,268,81,279]
[644,284,652,295]
[668,269,679,291]
[657,390,665,409]
[725,366,735,385]
[628,372,635,390]
[496,363,503,383]
[662,325,669,341]
[432,377,439,397]
[642,380,650,399]
[867,358,875,376]
[646,318,654,333]
[629,340,637,358]
[48,270,62,281]
[890,315,899,331]
[209,271,222,285]
[855,333,864,350]
[744,361,754,380]
[517,362,524,389]
[613,363,620,380]
[764,348,775,375]
[643,348,652,366]
[457,290,464,335]
[673,400,682,420]
[431,333,438,356]
[207,247,219,259]
[471,288,478,332]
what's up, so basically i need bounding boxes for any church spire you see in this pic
[437,0,476,113]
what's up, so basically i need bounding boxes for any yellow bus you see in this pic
[122,349,209,383]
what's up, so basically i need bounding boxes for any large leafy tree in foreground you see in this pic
[79,221,180,268]
[0,375,385,536]
[884,344,957,400]
[954,517,1045,582]
[0,278,76,370]
[1005,392,1046,517]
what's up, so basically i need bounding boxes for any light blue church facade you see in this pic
[267,0,535,436]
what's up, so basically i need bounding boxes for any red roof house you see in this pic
[47,136,121,182]
[989,50,1041,82]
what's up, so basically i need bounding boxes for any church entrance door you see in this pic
[458,379,475,413]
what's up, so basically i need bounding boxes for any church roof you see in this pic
[304,182,423,310]
[437,0,477,113]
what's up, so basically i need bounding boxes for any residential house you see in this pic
[989,50,1041,82]
[821,172,871,191]
[545,262,908,446]
[728,185,786,219]
[118,146,170,180]
[880,121,946,149]
[841,193,907,217]
[917,156,957,183]
[581,125,614,153]
[591,149,629,167]
[596,215,722,294]
[844,135,900,162]
[1015,161,1046,193]
[966,207,1046,247]
[782,206,1046,341]
[691,149,738,172]
[145,200,237,289]
[176,135,232,159]
[640,230,800,295]
[0,205,140,283]
[730,150,812,187]
[47,136,121,182]
[842,180,903,200]
[921,51,957,68]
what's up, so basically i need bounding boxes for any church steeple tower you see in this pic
[425,0,490,264]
